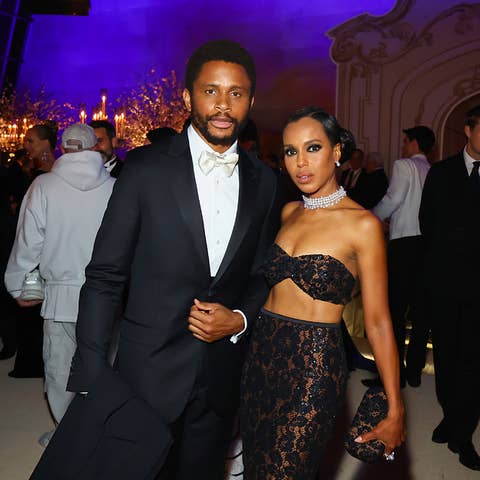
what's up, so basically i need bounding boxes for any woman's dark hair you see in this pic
[185,40,256,97]
[286,106,356,162]
[30,123,58,150]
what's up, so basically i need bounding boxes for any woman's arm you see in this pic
[354,212,405,453]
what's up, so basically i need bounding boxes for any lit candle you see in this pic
[101,95,106,117]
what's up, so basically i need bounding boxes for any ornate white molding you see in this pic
[330,1,480,171]
[453,65,480,98]
[328,2,480,67]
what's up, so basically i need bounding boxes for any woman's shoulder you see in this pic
[339,201,382,234]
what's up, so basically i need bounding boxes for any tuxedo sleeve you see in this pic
[235,173,281,332]
[67,158,141,392]
[419,165,438,246]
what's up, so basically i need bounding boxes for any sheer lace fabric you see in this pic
[240,310,348,479]
[262,244,355,305]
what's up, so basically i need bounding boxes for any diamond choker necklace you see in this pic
[302,186,347,209]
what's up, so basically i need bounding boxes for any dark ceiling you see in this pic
[24,0,90,16]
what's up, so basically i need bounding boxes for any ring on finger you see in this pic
[384,451,395,461]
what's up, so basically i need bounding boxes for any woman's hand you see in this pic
[355,410,406,455]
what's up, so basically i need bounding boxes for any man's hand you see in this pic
[16,298,42,308]
[188,298,244,343]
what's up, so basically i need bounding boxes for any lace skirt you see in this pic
[240,308,348,480]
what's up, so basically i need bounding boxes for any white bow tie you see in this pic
[198,150,239,177]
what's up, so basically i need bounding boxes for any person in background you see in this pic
[420,105,480,471]
[340,147,363,192]
[5,123,115,447]
[363,126,434,390]
[6,124,58,378]
[349,151,389,209]
[24,123,57,178]
[89,120,123,177]
[146,126,177,145]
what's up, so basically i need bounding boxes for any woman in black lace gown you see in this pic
[240,107,405,479]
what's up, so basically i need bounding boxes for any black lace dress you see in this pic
[240,244,355,479]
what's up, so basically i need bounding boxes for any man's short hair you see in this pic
[185,40,256,97]
[465,105,480,129]
[62,123,97,151]
[88,120,116,139]
[403,126,435,155]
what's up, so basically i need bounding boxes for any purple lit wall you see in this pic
[17,0,395,131]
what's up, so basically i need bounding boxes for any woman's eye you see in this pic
[307,144,321,152]
[284,148,296,157]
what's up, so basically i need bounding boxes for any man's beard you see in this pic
[190,105,247,148]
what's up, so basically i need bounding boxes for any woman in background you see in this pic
[7,123,57,379]
[240,107,405,479]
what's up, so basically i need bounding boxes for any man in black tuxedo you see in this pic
[68,40,279,479]
[89,120,124,177]
[340,147,363,192]
[420,105,480,471]
[349,151,389,209]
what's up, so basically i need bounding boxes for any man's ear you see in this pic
[464,124,472,140]
[112,136,119,149]
[249,95,255,110]
[183,89,192,112]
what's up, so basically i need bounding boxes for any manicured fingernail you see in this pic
[354,436,362,442]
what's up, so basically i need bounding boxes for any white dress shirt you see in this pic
[104,155,118,173]
[187,125,246,341]
[373,153,430,240]
[188,125,239,276]
[464,146,478,175]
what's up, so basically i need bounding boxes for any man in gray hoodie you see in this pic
[5,123,115,445]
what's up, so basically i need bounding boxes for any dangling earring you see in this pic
[335,160,341,167]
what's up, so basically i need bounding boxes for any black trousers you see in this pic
[10,304,44,376]
[429,293,480,443]
[155,385,234,480]
[387,236,429,380]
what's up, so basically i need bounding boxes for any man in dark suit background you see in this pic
[89,120,124,177]
[340,147,363,192]
[420,105,480,471]
[67,40,279,479]
[349,151,389,209]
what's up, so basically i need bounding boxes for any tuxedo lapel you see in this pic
[169,132,210,275]
[212,150,258,284]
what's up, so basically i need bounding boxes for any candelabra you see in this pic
[0,117,33,153]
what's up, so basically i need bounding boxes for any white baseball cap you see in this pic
[61,123,97,151]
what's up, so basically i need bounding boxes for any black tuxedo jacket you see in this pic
[419,152,480,298]
[109,157,123,178]
[31,368,171,480]
[349,168,388,209]
[68,130,280,421]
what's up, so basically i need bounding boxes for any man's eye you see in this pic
[205,89,215,95]
[307,144,321,152]
[284,148,296,157]
[231,91,241,97]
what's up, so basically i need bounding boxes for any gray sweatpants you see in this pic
[42,320,76,424]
